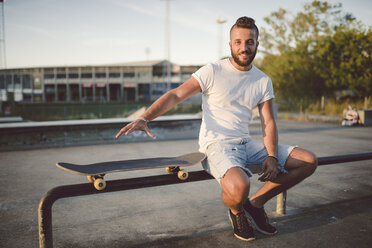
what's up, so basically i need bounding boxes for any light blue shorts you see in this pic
[202,138,297,183]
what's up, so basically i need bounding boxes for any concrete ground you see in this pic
[1,120,372,248]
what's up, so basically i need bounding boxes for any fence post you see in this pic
[38,190,56,248]
[276,191,287,215]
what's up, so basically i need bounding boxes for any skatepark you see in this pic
[1,118,372,248]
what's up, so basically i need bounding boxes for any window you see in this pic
[44,74,55,79]
[152,66,164,77]
[124,72,135,78]
[68,73,79,79]
[95,73,106,78]
[109,72,120,78]
[6,75,12,89]
[14,75,21,89]
[22,75,32,89]
[81,73,92,79]
[56,73,66,79]
[0,75,5,89]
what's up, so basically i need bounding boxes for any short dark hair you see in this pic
[230,16,259,40]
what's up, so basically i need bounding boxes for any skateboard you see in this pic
[56,152,206,190]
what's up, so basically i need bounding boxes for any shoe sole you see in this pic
[244,210,278,236]
[228,210,256,242]
[233,233,256,242]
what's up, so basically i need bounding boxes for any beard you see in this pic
[231,48,257,67]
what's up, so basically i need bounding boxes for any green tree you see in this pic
[314,27,372,97]
[258,0,371,109]
[260,1,346,55]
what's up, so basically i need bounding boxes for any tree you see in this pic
[314,27,372,97]
[258,1,371,108]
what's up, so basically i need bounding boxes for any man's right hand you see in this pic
[115,77,201,139]
[115,118,155,139]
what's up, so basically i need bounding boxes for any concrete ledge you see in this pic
[0,116,24,123]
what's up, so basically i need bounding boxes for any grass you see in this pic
[7,102,150,121]
[305,98,371,116]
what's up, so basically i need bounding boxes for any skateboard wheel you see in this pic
[177,170,189,180]
[87,176,94,183]
[94,178,106,190]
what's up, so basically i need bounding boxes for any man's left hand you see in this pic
[258,156,279,182]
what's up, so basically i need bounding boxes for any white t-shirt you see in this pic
[192,59,274,152]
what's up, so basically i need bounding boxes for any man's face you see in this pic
[229,27,259,68]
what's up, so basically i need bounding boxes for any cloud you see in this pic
[111,0,217,36]
[111,0,163,18]
[10,23,60,40]
[81,37,143,47]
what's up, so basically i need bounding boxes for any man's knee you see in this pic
[221,167,250,203]
[303,150,318,175]
[287,148,318,175]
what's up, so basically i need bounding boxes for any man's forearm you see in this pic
[142,90,181,121]
[258,99,278,158]
[263,119,278,157]
[141,77,201,122]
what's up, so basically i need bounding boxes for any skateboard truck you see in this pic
[165,166,189,180]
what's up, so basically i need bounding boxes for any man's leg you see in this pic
[220,167,255,241]
[202,139,256,241]
[242,147,317,235]
[249,147,318,208]
[221,167,251,214]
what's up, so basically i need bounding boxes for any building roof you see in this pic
[0,60,178,71]
[106,60,169,67]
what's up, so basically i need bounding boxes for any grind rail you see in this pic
[39,152,372,248]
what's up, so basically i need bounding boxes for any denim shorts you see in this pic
[201,138,296,183]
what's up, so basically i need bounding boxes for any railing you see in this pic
[38,152,372,248]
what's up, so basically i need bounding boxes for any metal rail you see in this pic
[38,171,213,248]
[39,152,372,248]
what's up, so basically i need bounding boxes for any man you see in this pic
[116,16,317,241]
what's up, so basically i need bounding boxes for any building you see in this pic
[0,60,201,105]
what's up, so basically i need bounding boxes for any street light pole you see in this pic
[0,0,6,69]
[216,17,227,61]
[165,0,171,85]
[161,0,173,87]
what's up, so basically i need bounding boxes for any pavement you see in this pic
[1,120,372,248]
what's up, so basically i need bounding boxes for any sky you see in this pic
[2,0,371,69]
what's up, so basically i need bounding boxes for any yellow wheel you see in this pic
[166,167,172,174]
[94,178,106,190]
[87,175,94,183]
[177,170,189,180]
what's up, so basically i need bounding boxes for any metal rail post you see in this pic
[275,152,372,215]
[276,191,287,215]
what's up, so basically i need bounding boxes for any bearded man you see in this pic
[116,16,318,241]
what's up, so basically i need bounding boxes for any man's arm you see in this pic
[257,99,279,181]
[115,77,202,138]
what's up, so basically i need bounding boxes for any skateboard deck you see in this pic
[56,152,206,190]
